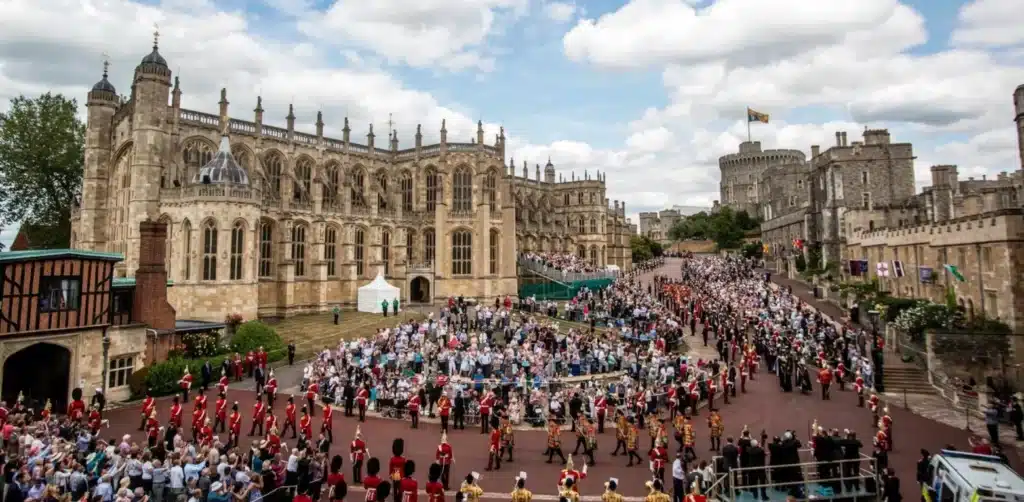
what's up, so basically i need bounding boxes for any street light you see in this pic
[101,332,111,395]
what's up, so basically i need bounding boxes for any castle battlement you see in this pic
[851,207,1024,247]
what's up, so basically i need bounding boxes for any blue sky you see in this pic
[0,0,1023,226]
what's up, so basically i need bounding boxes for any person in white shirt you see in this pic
[671,455,686,502]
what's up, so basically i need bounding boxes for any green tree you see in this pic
[668,207,759,250]
[630,235,664,262]
[0,93,85,249]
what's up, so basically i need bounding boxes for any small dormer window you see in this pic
[39,276,81,312]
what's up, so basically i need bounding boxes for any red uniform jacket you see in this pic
[407,395,421,413]
[425,481,445,502]
[351,439,367,461]
[435,443,453,465]
[389,456,406,481]
[215,399,228,419]
[230,412,242,434]
[400,478,418,502]
[363,476,382,502]
[285,403,297,424]
[356,388,369,406]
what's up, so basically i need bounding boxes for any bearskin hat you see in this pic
[375,483,391,502]
[428,464,441,482]
[403,460,415,478]
[366,458,381,476]
[392,438,404,456]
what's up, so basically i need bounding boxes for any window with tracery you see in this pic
[426,170,439,212]
[354,228,366,277]
[489,230,499,275]
[264,154,282,200]
[400,172,413,213]
[424,229,435,264]
[453,167,473,212]
[259,222,273,278]
[590,218,597,234]
[230,222,244,280]
[324,165,339,207]
[377,172,389,210]
[484,171,496,212]
[578,217,585,234]
[202,221,217,281]
[405,231,414,264]
[292,225,307,277]
[452,230,472,275]
[351,170,366,208]
[382,230,391,275]
[325,227,337,276]
[294,159,312,203]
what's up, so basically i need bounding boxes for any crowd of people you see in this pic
[518,252,603,274]
[0,253,1006,502]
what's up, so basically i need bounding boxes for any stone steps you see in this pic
[883,367,935,395]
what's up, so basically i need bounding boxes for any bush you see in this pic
[877,297,918,323]
[182,332,223,358]
[128,367,150,398]
[231,321,284,353]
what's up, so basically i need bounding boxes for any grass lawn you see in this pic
[271,309,427,359]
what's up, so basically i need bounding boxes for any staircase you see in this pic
[516,257,573,285]
[883,366,936,395]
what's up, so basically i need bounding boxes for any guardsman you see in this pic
[351,426,369,483]
[648,439,669,486]
[868,394,880,427]
[595,392,608,433]
[357,384,370,422]
[399,460,417,502]
[626,418,643,467]
[407,389,422,429]
[139,392,155,431]
[500,414,515,462]
[169,396,183,429]
[558,455,588,493]
[364,458,383,502]
[265,371,278,408]
[706,373,718,411]
[67,390,86,422]
[545,416,566,463]
[511,472,532,502]
[673,413,686,453]
[486,417,502,471]
[191,400,206,439]
[583,418,598,466]
[459,472,483,502]
[818,365,833,400]
[644,480,670,502]
[179,367,193,403]
[390,439,407,502]
[214,393,228,433]
[573,416,589,455]
[217,371,229,395]
[282,396,298,439]
[322,401,335,442]
[249,397,266,436]
[88,404,104,433]
[719,369,730,405]
[853,372,865,408]
[265,425,282,456]
[881,407,893,450]
[199,418,214,447]
[686,379,700,416]
[437,391,452,432]
[835,362,847,391]
[195,389,208,411]
[228,402,242,447]
[681,417,696,467]
[479,388,495,434]
[146,410,161,447]
[435,431,453,490]
[874,420,889,452]
[740,359,749,393]
[707,409,724,452]
[300,406,314,439]
[263,405,277,437]
[559,477,580,502]
[306,378,320,413]
[426,464,445,502]
[601,478,623,502]
[611,410,628,455]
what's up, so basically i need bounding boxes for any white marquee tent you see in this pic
[356,272,401,313]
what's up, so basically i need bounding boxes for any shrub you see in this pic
[128,367,150,398]
[231,321,284,353]
[182,332,223,358]
[140,349,288,398]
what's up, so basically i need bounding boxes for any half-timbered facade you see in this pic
[72,39,631,322]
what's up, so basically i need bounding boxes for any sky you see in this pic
[1,0,1023,229]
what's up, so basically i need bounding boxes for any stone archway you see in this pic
[2,342,72,412]
[410,276,431,303]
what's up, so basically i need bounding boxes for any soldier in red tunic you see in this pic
[307,378,320,413]
[265,371,278,409]
[250,396,267,436]
[351,426,368,483]
[357,384,370,422]
[853,373,865,407]
[437,391,451,432]
[264,409,277,437]
[880,407,893,450]
[139,392,155,431]
[178,367,194,403]
[868,394,880,427]
[399,461,417,502]
[67,390,86,422]
[199,418,214,447]
[146,410,161,447]
[282,396,298,439]
[595,392,608,433]
[169,396,183,429]
[479,389,495,434]
[191,403,206,440]
[389,439,407,502]
[218,372,230,395]
[425,464,445,502]
[322,401,335,442]
[300,406,314,439]
[194,389,208,411]
[407,390,421,429]
[435,431,453,490]
[229,402,242,447]
[363,458,383,502]
[649,439,668,486]
[214,393,228,432]
[818,366,833,400]
[88,404,104,434]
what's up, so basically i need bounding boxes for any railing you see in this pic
[160,185,257,202]
[262,125,287,140]
[516,256,617,282]
[179,109,219,127]
[716,452,879,501]
[229,119,257,134]
[295,132,317,146]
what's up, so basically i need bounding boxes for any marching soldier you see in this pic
[145,410,160,448]
[595,392,608,433]
[573,416,589,455]
[408,387,422,429]
[648,440,669,487]
[644,480,670,502]
[351,426,368,483]
[139,392,155,431]
[601,478,623,502]
[435,431,454,490]
[545,416,566,463]
[853,372,866,407]
[486,416,502,471]
[322,401,335,443]
[249,397,266,436]
[611,410,628,456]
[740,359,749,393]
[357,383,371,422]
[868,394,880,427]
[265,371,278,408]
[459,472,483,502]
[500,414,515,462]
[228,402,242,447]
[625,417,643,467]
[558,455,588,493]
[282,396,298,439]
[438,391,452,433]
[874,420,890,452]
[214,393,228,433]
[880,407,893,450]
[707,409,724,452]
[511,472,532,502]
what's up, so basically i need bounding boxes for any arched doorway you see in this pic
[410,276,431,303]
[2,342,71,412]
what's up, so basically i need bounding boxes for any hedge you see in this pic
[130,322,286,398]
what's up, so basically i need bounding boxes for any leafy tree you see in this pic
[667,207,760,250]
[742,241,764,259]
[0,93,85,249]
[630,235,663,262]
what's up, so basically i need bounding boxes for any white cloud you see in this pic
[543,1,577,23]
[296,0,528,72]
[951,0,1024,49]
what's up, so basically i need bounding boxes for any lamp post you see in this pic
[101,331,111,396]
[868,310,885,393]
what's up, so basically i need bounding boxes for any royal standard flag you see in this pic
[747,108,770,123]
[944,264,966,282]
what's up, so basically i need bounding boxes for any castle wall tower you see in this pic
[126,31,173,272]
[79,60,119,251]
[544,158,556,184]
[1014,85,1024,171]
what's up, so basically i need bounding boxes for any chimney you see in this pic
[841,132,848,147]
[133,220,176,331]
[835,132,842,146]
[811,145,820,158]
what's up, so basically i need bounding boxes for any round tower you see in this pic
[544,157,555,183]
[79,61,120,251]
[1014,85,1024,171]
[126,29,173,272]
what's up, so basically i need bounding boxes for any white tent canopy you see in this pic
[357,272,401,313]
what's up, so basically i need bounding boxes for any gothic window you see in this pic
[590,246,598,264]
[426,169,440,212]
[264,153,283,200]
[292,224,307,277]
[424,229,435,264]
[351,169,366,208]
[259,221,274,278]
[452,229,472,275]
[590,218,597,234]
[354,228,366,277]
[489,229,499,275]
[577,193,583,205]
[484,171,496,212]
[294,158,312,203]
[108,153,131,257]
[182,139,214,185]
[325,227,337,276]
[405,231,415,264]
[578,217,585,234]
[377,171,389,210]
[400,172,413,213]
[578,245,586,259]
[230,222,244,280]
[590,193,596,204]
[160,217,173,277]
[324,164,340,208]
[182,219,192,280]
[564,193,570,206]
[382,230,391,275]
[202,220,217,281]
[231,146,252,177]
[453,167,473,212]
